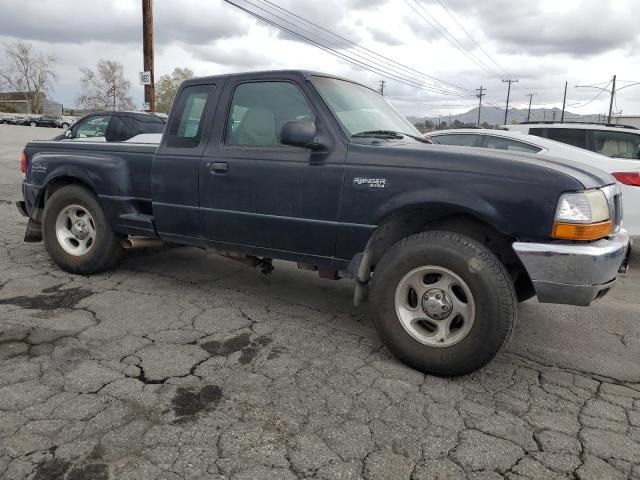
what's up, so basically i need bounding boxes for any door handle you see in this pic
[209,162,228,174]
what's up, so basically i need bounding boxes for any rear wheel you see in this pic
[30,121,36,127]
[62,123,69,129]
[42,185,123,274]
[369,231,517,376]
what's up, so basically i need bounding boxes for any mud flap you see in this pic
[24,218,43,243]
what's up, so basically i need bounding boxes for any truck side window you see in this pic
[225,81,315,147]
[166,85,215,148]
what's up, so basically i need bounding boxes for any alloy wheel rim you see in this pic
[55,204,96,256]
[394,265,475,348]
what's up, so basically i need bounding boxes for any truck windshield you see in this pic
[311,76,421,139]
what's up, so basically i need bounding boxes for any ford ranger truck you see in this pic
[16,70,631,376]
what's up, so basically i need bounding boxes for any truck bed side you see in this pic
[23,140,158,238]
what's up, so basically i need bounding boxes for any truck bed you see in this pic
[24,140,158,237]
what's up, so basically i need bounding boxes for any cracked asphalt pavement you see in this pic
[1,125,639,479]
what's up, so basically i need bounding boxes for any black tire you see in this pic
[369,231,517,377]
[42,185,123,274]
[62,123,69,129]
[30,121,36,127]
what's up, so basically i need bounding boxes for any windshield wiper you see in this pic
[352,130,431,143]
[352,130,403,139]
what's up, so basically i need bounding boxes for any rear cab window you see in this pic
[165,84,216,148]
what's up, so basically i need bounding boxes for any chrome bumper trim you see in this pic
[513,230,630,306]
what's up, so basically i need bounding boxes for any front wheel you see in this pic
[62,123,69,129]
[30,121,36,127]
[369,231,517,376]
[42,185,124,274]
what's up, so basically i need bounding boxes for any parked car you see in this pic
[2,115,29,126]
[54,111,165,142]
[28,115,62,128]
[502,122,640,160]
[55,116,77,129]
[429,128,640,238]
[16,70,630,376]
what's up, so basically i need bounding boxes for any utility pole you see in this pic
[607,74,616,124]
[475,86,485,126]
[561,81,567,123]
[378,80,385,96]
[502,79,518,125]
[142,0,155,112]
[525,93,536,122]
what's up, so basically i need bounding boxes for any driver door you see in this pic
[199,79,345,258]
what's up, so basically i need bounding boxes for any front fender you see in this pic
[374,187,509,235]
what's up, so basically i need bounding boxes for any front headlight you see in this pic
[552,189,612,241]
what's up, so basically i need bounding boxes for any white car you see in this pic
[501,122,640,160]
[428,128,640,238]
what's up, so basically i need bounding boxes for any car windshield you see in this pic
[311,76,421,138]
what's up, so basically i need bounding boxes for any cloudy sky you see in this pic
[1,0,638,118]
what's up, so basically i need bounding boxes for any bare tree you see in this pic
[155,67,194,113]
[77,60,134,111]
[0,41,57,114]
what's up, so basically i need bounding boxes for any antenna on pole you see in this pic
[525,93,536,122]
[475,86,486,126]
[378,80,385,96]
[502,79,518,125]
[561,81,567,123]
[607,74,616,124]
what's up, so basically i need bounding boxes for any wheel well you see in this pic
[362,209,533,300]
[39,177,93,208]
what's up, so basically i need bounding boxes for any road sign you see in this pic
[142,102,150,111]
[139,71,151,86]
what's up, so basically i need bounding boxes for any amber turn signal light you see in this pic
[552,220,612,241]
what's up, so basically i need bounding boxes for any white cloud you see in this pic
[1,0,638,116]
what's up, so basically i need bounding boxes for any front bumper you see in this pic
[513,230,631,306]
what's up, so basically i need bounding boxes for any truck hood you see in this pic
[382,142,615,190]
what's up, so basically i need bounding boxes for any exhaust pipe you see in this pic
[121,237,165,249]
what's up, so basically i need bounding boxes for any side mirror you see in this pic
[280,120,321,150]
[64,129,73,138]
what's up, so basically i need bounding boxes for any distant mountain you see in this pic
[408,107,604,128]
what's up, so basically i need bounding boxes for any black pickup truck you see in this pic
[16,70,631,376]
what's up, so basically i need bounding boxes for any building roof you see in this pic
[0,91,44,102]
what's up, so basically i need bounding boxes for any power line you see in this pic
[230,0,467,96]
[258,0,469,94]
[433,0,510,77]
[405,0,502,79]
[569,79,612,108]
